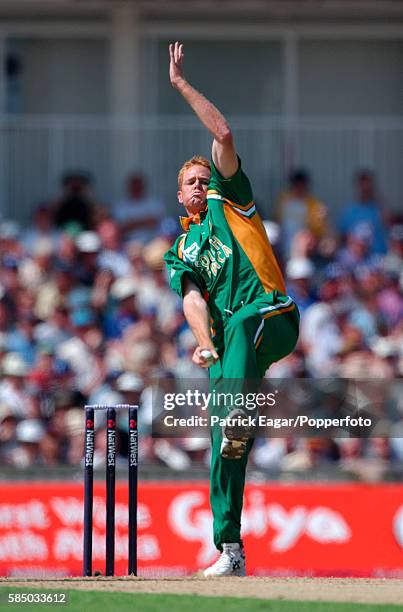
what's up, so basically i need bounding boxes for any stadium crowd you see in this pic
[0,168,402,478]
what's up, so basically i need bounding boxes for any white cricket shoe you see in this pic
[203,543,246,577]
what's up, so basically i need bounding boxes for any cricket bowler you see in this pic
[164,42,300,576]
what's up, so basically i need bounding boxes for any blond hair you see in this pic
[177,156,211,188]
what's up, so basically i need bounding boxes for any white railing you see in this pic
[0,115,402,224]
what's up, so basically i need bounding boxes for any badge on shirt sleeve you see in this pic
[183,242,200,263]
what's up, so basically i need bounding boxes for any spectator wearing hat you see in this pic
[0,353,34,418]
[286,257,317,314]
[13,419,46,467]
[275,170,328,258]
[103,277,139,340]
[116,372,144,426]
[339,170,387,255]
[75,231,102,286]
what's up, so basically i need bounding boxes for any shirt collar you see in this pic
[179,208,207,232]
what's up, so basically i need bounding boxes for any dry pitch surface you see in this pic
[1,578,402,606]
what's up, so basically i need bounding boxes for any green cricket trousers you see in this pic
[208,290,300,550]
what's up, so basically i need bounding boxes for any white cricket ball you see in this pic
[200,349,215,366]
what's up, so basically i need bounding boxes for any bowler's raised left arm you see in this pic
[169,41,238,178]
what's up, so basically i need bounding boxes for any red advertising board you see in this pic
[0,482,402,578]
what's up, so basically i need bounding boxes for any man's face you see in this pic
[98,220,120,250]
[178,164,210,215]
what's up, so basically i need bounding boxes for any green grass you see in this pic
[0,588,401,612]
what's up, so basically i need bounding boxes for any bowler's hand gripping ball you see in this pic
[200,349,215,367]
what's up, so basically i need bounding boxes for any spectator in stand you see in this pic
[75,231,102,286]
[115,372,144,423]
[138,236,180,333]
[5,313,38,366]
[383,223,403,280]
[275,169,328,258]
[377,268,403,331]
[13,419,46,467]
[0,353,35,418]
[22,204,60,255]
[28,348,55,392]
[34,305,71,352]
[348,267,381,344]
[103,277,139,340]
[337,226,381,273]
[55,232,79,269]
[1,256,21,310]
[300,266,345,376]
[57,307,103,395]
[114,173,165,244]
[53,171,104,231]
[285,257,317,314]
[339,170,387,255]
[0,221,23,261]
[97,219,131,277]
[34,261,76,320]
[19,238,54,293]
